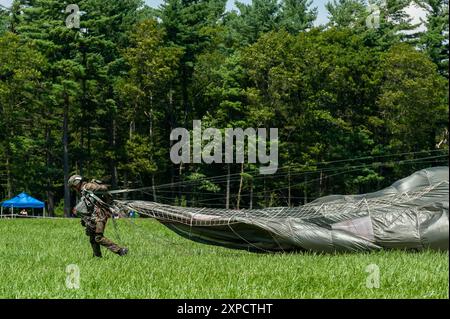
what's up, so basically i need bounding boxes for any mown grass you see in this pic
[0,218,447,299]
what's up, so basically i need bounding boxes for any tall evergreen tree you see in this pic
[0,32,45,199]
[325,0,366,27]
[117,19,183,198]
[415,0,449,77]
[231,0,281,45]
[14,0,143,214]
[279,0,317,33]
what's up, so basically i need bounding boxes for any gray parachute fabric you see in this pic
[115,166,449,253]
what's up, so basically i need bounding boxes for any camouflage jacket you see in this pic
[74,180,112,223]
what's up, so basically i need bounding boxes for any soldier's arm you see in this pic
[83,182,109,193]
[83,181,114,205]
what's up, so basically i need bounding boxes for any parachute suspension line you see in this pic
[133,149,448,191]
[124,214,186,248]
[226,215,272,253]
[114,179,447,228]
[109,157,447,251]
[252,209,288,253]
[134,156,446,209]
[115,189,183,248]
[108,153,448,198]
[120,199,241,256]
[189,208,205,239]
[112,167,448,253]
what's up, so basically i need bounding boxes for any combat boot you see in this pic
[118,248,129,256]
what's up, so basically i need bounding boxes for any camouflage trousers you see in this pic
[83,217,122,257]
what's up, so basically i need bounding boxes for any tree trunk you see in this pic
[45,126,54,216]
[288,167,291,207]
[46,190,54,217]
[178,162,184,199]
[182,65,189,128]
[63,91,71,218]
[148,95,156,202]
[264,176,267,208]
[319,170,323,197]
[152,174,157,202]
[249,179,253,209]
[5,150,12,198]
[80,123,84,176]
[87,124,91,177]
[80,49,87,176]
[123,171,128,200]
[236,162,244,209]
[169,87,175,201]
[226,164,230,209]
[129,121,135,139]
[110,117,118,188]
[170,160,175,202]
[304,174,308,205]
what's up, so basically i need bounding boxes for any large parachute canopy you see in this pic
[115,167,449,253]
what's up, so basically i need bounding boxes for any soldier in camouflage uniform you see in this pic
[68,175,128,258]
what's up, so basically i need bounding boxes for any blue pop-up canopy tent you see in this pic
[1,192,45,217]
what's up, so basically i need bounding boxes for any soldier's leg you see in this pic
[89,234,102,257]
[94,233,122,254]
[94,219,123,254]
[86,225,102,257]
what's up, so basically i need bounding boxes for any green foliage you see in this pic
[0,0,447,210]
[0,32,46,199]
[0,9,8,35]
[54,198,65,217]
[415,0,449,77]
[122,134,157,177]
[326,0,367,27]
[279,0,318,33]
[229,0,317,45]
[378,43,448,151]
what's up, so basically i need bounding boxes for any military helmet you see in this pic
[68,174,83,188]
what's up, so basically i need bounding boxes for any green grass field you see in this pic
[0,218,447,299]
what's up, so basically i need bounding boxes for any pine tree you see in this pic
[325,0,367,27]
[279,0,318,33]
[117,19,183,199]
[415,0,449,77]
[0,32,45,199]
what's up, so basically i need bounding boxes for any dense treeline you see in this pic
[0,0,448,215]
